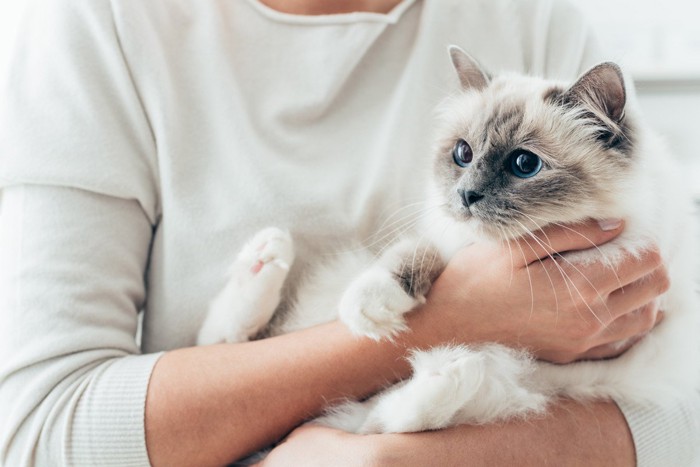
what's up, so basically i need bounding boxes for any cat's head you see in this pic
[434,46,636,240]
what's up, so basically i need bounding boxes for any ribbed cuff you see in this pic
[67,353,164,467]
[616,394,700,467]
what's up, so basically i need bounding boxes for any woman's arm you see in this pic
[0,186,159,466]
[145,321,413,465]
[260,400,636,467]
[263,390,700,466]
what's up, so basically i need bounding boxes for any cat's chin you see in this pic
[454,212,515,242]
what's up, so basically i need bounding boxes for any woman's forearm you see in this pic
[376,399,636,466]
[144,288,491,466]
[145,321,415,466]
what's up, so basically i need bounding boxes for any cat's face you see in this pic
[434,47,635,240]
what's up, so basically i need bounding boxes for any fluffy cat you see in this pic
[198,46,700,434]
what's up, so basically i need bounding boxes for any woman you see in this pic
[0,0,698,465]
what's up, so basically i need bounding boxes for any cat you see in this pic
[198,45,700,434]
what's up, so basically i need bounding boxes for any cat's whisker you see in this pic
[513,217,609,327]
[496,224,516,287]
[516,228,561,320]
[328,204,443,258]
[508,211,606,324]
[370,206,441,264]
[372,200,436,236]
[512,237,536,322]
[368,204,445,249]
[503,221,573,324]
[523,213,624,291]
[511,211,610,301]
[366,206,436,247]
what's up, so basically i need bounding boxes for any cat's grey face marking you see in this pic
[435,47,636,240]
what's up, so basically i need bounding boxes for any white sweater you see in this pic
[0,0,698,465]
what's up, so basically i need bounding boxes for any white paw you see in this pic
[338,267,421,340]
[237,227,295,276]
[359,347,486,433]
[198,227,295,345]
[357,346,548,433]
[411,347,486,404]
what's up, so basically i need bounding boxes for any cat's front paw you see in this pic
[239,227,295,274]
[358,345,547,434]
[198,227,295,345]
[338,267,421,340]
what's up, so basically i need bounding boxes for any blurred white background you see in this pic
[573,0,700,272]
[571,0,700,201]
[571,0,700,80]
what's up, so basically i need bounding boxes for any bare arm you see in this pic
[376,399,636,466]
[145,322,413,466]
[261,399,635,467]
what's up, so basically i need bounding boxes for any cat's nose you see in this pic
[459,189,484,207]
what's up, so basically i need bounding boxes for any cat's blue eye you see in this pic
[452,139,473,168]
[509,151,542,178]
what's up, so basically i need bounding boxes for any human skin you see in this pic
[258,0,401,15]
[259,400,635,467]
[145,220,666,466]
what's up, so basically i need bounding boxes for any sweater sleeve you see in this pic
[0,1,162,465]
[617,395,700,467]
[0,0,159,221]
[535,2,700,465]
[0,186,162,466]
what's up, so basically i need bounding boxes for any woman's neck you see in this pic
[257,0,403,15]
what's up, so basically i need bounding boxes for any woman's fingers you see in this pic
[512,219,623,266]
[605,264,670,316]
[595,247,665,292]
[535,247,667,318]
[590,301,663,348]
[578,308,664,360]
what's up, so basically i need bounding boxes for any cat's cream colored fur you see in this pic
[198,47,700,434]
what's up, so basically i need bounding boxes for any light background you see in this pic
[570,0,700,200]
[571,0,700,79]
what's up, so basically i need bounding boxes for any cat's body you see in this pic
[198,47,700,434]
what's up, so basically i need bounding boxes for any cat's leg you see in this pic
[338,238,444,340]
[197,227,295,345]
[357,345,548,434]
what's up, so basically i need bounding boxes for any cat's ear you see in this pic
[448,45,490,91]
[562,62,626,122]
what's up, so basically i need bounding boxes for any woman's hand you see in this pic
[406,219,669,363]
[256,425,382,467]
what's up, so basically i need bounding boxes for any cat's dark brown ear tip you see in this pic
[590,62,627,121]
[567,61,627,122]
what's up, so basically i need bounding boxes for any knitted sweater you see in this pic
[0,0,698,465]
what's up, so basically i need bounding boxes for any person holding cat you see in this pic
[0,1,698,467]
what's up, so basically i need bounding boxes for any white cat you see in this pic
[198,46,700,434]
